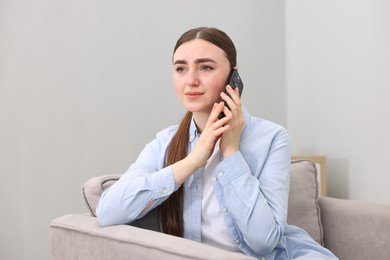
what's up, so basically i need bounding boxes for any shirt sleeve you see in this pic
[213,128,290,256]
[96,136,178,227]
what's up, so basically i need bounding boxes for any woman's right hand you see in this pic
[190,102,232,168]
[172,102,232,185]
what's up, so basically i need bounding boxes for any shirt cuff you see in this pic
[214,151,251,187]
[150,165,178,198]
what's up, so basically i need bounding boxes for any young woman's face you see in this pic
[172,39,231,114]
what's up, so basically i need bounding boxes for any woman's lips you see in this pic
[185,92,204,99]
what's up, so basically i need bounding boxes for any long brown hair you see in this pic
[159,27,237,237]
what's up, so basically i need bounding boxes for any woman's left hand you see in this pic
[219,85,245,159]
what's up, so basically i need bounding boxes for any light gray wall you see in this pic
[286,0,390,202]
[0,1,285,259]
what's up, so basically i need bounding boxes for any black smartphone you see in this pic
[218,69,244,119]
[227,69,244,97]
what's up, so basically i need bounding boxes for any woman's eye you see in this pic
[201,66,213,71]
[175,67,185,73]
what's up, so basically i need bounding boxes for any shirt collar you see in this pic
[189,117,198,143]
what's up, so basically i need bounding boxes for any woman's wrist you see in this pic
[222,148,238,160]
[172,154,201,185]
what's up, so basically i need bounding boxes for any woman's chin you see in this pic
[181,101,215,114]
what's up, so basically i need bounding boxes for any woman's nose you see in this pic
[185,70,200,87]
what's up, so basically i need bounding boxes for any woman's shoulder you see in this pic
[146,125,179,149]
[243,107,286,132]
[143,124,179,155]
[155,124,179,139]
[246,113,288,136]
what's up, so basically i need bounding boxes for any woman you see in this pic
[96,27,337,259]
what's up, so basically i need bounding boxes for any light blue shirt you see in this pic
[97,107,337,260]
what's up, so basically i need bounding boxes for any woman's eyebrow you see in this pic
[173,59,187,65]
[194,58,217,64]
[173,58,217,65]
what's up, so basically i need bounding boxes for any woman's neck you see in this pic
[192,112,210,134]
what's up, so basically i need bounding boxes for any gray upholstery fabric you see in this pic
[50,214,256,260]
[288,160,323,245]
[319,197,390,260]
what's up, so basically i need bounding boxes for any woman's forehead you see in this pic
[173,39,227,63]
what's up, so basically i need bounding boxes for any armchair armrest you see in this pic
[50,214,255,260]
[318,197,390,260]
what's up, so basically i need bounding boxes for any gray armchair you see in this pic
[50,160,390,260]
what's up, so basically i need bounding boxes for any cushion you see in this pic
[83,160,324,245]
[83,174,121,217]
[288,160,324,245]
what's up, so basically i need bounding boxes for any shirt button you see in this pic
[219,172,224,177]
[223,208,228,213]
[235,239,240,244]
[212,177,217,182]
[163,188,168,195]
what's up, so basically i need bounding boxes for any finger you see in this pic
[220,91,236,113]
[225,85,241,106]
[205,103,221,123]
[204,102,228,130]
[201,119,230,146]
[211,124,230,138]
[222,88,243,117]
[222,105,233,118]
[209,102,225,120]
